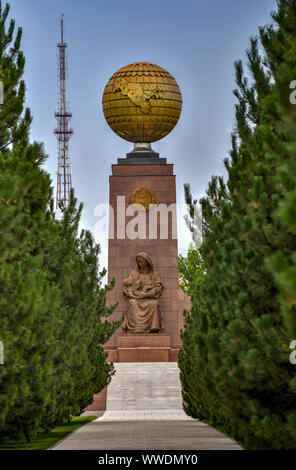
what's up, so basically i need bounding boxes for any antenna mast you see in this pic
[54,14,73,210]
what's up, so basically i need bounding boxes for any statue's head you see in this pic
[136,252,153,273]
[136,256,149,272]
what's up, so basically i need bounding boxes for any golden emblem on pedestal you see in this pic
[129,187,156,212]
[102,62,182,143]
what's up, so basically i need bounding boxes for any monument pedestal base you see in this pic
[118,333,170,362]
[104,333,180,362]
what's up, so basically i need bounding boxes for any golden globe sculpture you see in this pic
[102,62,182,145]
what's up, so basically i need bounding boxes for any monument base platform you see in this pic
[118,333,170,362]
[104,333,180,363]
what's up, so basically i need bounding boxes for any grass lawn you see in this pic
[0,416,97,450]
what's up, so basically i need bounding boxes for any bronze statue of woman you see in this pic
[122,252,164,334]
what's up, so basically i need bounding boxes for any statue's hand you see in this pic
[149,288,162,299]
[137,292,147,300]
[143,283,154,294]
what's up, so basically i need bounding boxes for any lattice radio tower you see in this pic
[54,14,73,210]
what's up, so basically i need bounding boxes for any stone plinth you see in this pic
[117,333,170,349]
[118,333,170,362]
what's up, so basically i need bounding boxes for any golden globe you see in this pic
[102,62,182,143]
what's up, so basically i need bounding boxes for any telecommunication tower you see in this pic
[54,14,73,210]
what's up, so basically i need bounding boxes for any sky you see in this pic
[8,0,277,274]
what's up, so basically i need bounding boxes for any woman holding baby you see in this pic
[121,252,164,334]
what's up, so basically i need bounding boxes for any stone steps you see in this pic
[97,410,194,421]
[106,362,185,412]
[108,389,182,398]
[106,402,183,410]
[109,388,179,392]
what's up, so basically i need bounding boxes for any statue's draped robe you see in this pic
[122,253,164,333]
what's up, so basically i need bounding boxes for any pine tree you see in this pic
[179,0,296,449]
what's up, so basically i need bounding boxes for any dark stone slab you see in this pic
[127,150,160,158]
[117,156,167,165]
[117,150,167,165]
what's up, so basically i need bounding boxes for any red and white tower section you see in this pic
[54,14,73,210]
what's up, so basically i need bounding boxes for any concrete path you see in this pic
[52,413,241,450]
[52,363,241,450]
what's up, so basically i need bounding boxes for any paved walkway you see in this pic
[52,363,242,450]
[52,411,242,450]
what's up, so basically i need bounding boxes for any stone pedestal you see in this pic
[118,333,170,362]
